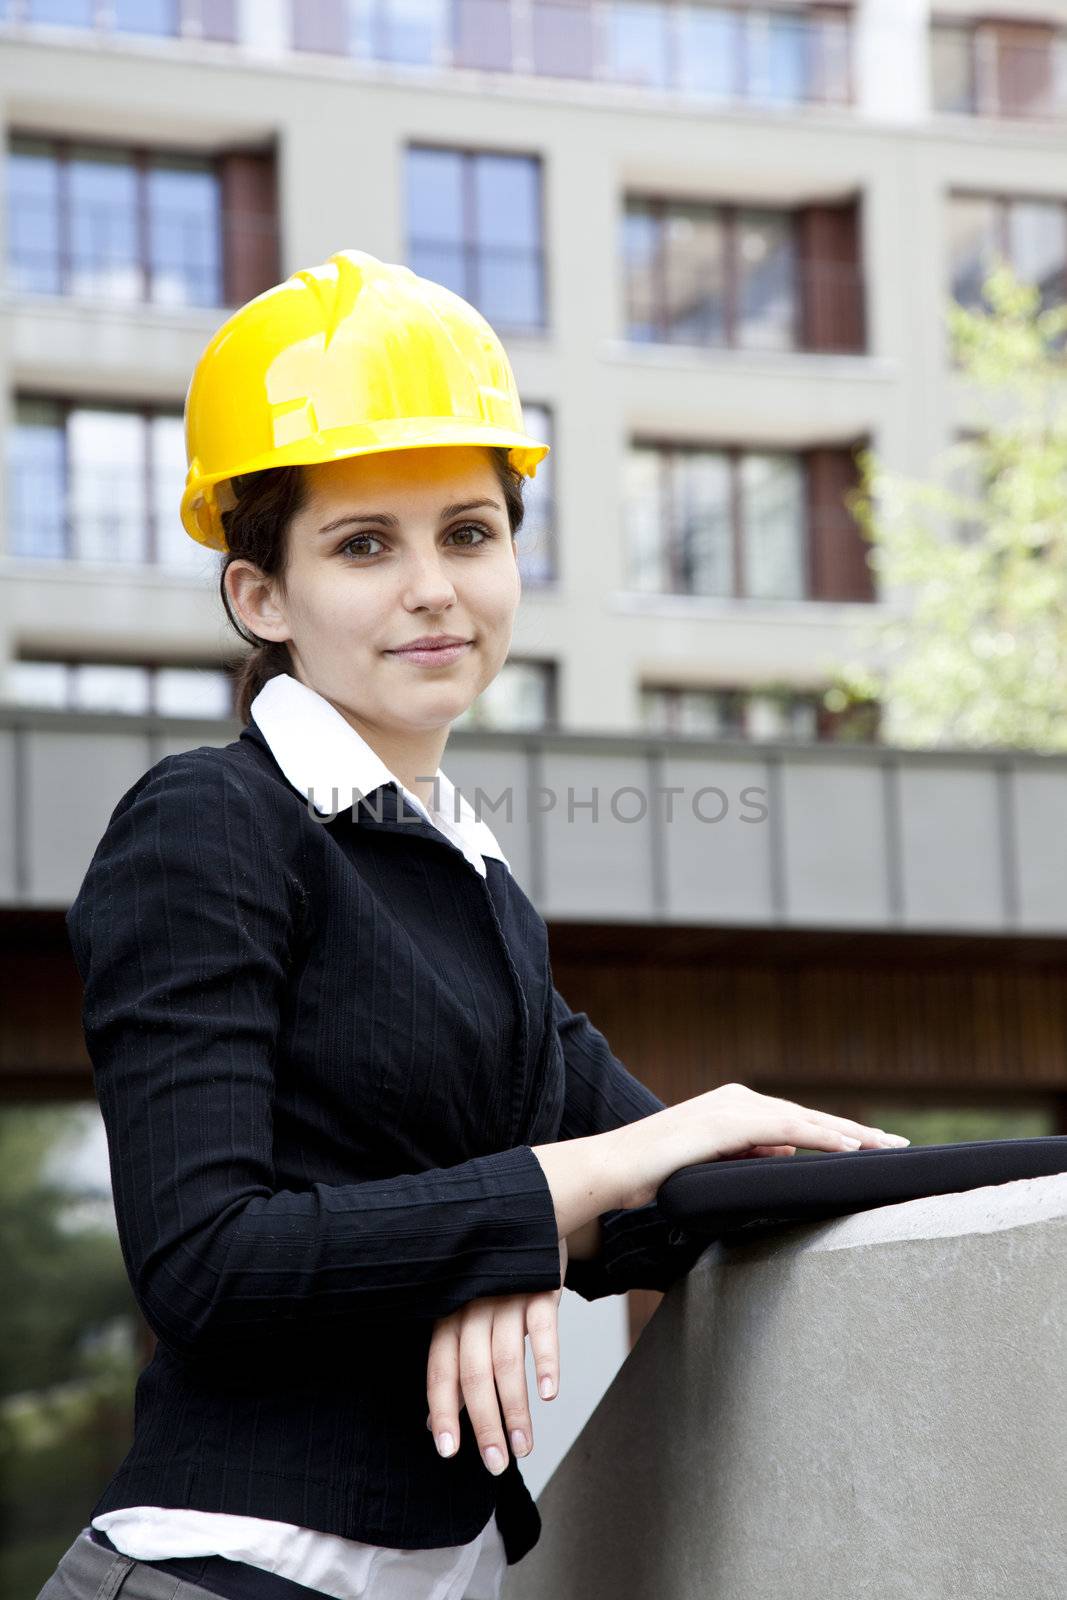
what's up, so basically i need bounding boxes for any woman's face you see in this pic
[241,444,521,738]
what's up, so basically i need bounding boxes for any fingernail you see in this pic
[436,1432,455,1457]
[539,1376,555,1399]
[484,1445,506,1474]
[510,1429,528,1456]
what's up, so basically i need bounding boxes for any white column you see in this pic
[854,0,930,123]
[237,0,289,57]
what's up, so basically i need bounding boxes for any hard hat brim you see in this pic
[181,419,551,552]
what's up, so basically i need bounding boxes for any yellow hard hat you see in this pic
[180,248,551,552]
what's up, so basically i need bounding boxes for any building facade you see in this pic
[3,0,1065,740]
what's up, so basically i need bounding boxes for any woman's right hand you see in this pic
[615,1082,910,1210]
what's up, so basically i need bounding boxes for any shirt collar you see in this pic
[248,672,510,878]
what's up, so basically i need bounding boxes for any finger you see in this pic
[721,1144,796,1159]
[491,1299,536,1460]
[775,1101,909,1148]
[458,1305,510,1477]
[525,1289,559,1402]
[426,1319,463,1460]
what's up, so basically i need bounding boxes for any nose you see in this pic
[399,547,458,612]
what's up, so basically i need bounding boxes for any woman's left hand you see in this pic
[425,1235,569,1476]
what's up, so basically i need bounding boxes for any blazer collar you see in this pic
[242,672,510,876]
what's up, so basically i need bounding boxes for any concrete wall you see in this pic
[7,708,1067,934]
[505,1172,1067,1599]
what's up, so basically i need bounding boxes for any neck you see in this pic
[333,704,449,813]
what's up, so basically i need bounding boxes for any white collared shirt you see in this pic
[248,671,511,881]
[90,670,511,1598]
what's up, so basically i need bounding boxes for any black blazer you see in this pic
[64,714,707,1566]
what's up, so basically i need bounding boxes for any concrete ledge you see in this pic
[504,1174,1067,1599]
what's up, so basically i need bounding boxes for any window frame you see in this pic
[6,131,228,307]
[627,439,812,601]
[930,14,1067,120]
[947,187,1067,314]
[622,193,827,352]
[640,681,880,744]
[404,140,548,336]
[11,0,236,42]
[10,654,240,718]
[9,391,188,565]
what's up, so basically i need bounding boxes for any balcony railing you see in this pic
[626,259,867,356]
[5,197,279,308]
[407,239,545,335]
[4,472,557,574]
[4,0,236,43]
[932,25,1067,121]
[4,706,1067,932]
[294,0,853,109]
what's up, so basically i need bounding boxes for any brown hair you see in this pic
[219,447,527,725]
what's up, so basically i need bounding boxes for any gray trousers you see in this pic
[36,1527,240,1600]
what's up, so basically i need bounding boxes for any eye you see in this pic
[337,524,497,560]
[338,532,385,560]
[447,522,496,548]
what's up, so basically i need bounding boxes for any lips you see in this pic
[390,638,470,652]
[386,639,473,665]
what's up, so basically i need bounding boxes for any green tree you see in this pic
[827,263,1067,751]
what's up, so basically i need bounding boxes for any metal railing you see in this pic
[4,470,558,573]
[932,26,1067,121]
[4,0,235,43]
[5,195,279,308]
[294,0,853,108]
[625,258,867,355]
[4,704,1067,932]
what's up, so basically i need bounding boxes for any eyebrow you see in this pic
[317,499,504,535]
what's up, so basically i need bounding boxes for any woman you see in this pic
[39,251,907,1600]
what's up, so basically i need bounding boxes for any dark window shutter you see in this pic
[219,149,280,307]
[807,3,853,106]
[985,22,1055,117]
[797,199,864,353]
[292,0,348,53]
[805,444,874,601]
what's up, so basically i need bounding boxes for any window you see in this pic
[624,440,873,602]
[406,146,545,333]
[948,192,1067,319]
[625,445,805,599]
[640,684,880,743]
[349,0,449,64]
[515,401,556,586]
[931,19,1067,120]
[16,0,236,41]
[6,135,278,308]
[452,658,556,730]
[7,396,211,572]
[622,195,864,354]
[8,658,236,717]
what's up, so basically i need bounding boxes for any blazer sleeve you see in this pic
[552,986,709,1301]
[65,751,563,1362]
